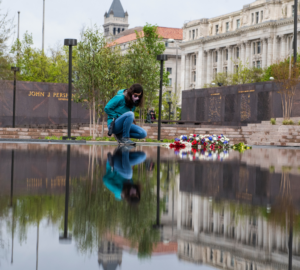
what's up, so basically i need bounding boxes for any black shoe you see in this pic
[114,133,123,144]
[119,137,136,146]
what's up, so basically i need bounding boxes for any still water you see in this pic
[0,143,299,270]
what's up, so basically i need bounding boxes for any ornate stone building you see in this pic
[103,0,129,39]
[180,0,300,91]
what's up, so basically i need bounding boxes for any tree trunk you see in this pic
[89,106,92,136]
[93,96,96,139]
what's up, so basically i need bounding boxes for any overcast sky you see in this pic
[3,0,253,51]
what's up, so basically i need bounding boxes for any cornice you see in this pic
[180,17,300,48]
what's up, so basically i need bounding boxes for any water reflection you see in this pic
[0,144,300,269]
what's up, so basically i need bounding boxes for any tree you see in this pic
[10,32,72,83]
[0,1,15,81]
[74,25,126,138]
[270,59,300,120]
[125,24,169,120]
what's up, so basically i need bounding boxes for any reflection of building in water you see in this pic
[177,193,300,269]
[98,240,122,270]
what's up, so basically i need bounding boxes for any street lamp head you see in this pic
[11,67,20,72]
[167,38,175,43]
[270,77,274,81]
[64,39,77,46]
[157,54,168,61]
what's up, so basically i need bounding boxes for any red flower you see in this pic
[193,134,196,137]
[203,142,207,147]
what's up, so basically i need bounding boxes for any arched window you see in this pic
[118,28,121,33]
[113,28,116,35]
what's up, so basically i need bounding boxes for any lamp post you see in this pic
[294,0,298,65]
[157,54,168,141]
[63,39,77,140]
[11,67,20,128]
[166,91,172,120]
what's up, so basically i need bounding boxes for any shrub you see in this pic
[282,120,294,125]
[270,118,276,125]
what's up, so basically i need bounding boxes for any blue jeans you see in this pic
[111,111,147,139]
[114,150,146,179]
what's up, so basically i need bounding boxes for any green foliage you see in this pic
[11,32,73,83]
[45,136,62,140]
[270,118,276,125]
[208,61,265,87]
[231,142,252,153]
[125,24,169,110]
[282,120,294,125]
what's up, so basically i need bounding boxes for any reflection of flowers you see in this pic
[169,141,186,151]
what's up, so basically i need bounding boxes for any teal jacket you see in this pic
[103,161,132,200]
[105,89,136,126]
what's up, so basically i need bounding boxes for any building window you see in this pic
[122,28,124,31]
[213,69,217,79]
[167,67,172,74]
[118,28,121,33]
[256,61,261,68]
[226,49,228,60]
[256,12,259,23]
[220,251,223,263]
[252,13,254,24]
[253,42,256,54]
[231,257,234,267]
[210,249,214,261]
[261,10,264,21]
[192,29,195,39]
[193,71,196,82]
[113,28,116,35]
[165,41,169,47]
[168,78,172,86]
[194,55,197,66]
[253,61,256,67]
[226,22,229,32]
[236,47,240,58]
[234,65,239,73]
[292,5,295,17]
[215,51,218,62]
[236,19,240,29]
[216,25,219,35]
[257,42,261,54]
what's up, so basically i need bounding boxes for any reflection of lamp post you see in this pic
[11,67,20,128]
[10,150,14,264]
[153,146,163,230]
[59,145,72,243]
[157,55,168,141]
[166,91,172,120]
[63,39,77,140]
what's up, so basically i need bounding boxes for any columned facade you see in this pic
[180,0,300,90]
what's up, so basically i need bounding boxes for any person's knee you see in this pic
[141,129,147,139]
[125,111,134,118]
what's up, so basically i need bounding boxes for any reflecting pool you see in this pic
[0,143,299,270]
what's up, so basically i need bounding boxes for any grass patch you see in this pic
[270,118,276,125]
[282,120,294,125]
[44,136,174,143]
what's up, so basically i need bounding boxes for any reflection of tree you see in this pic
[70,160,160,258]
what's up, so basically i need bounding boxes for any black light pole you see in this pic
[11,67,20,128]
[59,145,72,243]
[63,39,77,140]
[288,221,293,270]
[157,55,168,141]
[294,0,298,64]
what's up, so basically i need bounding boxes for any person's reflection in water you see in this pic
[103,146,146,204]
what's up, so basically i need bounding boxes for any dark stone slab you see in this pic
[0,80,90,127]
[182,81,300,125]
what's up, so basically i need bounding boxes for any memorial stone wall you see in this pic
[181,81,300,126]
[0,80,90,127]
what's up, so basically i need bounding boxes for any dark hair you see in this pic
[125,84,144,109]
[122,182,141,205]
